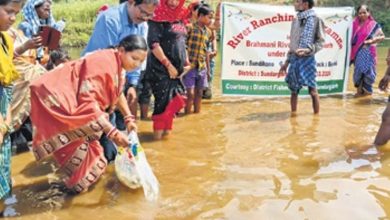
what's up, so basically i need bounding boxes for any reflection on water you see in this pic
[4,47,390,219]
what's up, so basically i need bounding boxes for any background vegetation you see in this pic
[16,0,119,47]
[51,0,119,47]
[16,0,390,48]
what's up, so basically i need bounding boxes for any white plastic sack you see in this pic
[115,131,160,201]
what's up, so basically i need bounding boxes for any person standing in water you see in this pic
[145,0,188,139]
[279,0,325,115]
[0,0,23,213]
[350,5,385,96]
[183,4,214,114]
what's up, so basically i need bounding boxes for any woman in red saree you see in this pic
[350,5,385,96]
[30,35,147,192]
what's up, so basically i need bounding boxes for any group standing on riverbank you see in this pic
[0,0,389,216]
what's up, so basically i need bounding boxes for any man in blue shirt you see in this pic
[83,0,156,92]
[83,0,157,162]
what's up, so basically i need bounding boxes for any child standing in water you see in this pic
[183,4,213,114]
[0,0,23,214]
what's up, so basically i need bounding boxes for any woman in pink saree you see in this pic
[350,5,385,96]
[30,35,147,192]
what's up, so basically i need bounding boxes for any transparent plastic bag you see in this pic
[114,131,160,201]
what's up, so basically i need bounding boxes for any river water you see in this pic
[3,47,390,219]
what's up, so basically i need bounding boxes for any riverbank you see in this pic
[15,0,118,47]
[53,0,119,47]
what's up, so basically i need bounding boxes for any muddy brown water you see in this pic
[3,47,390,219]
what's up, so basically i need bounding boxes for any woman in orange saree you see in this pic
[30,35,147,193]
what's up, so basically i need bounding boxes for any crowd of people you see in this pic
[0,0,221,211]
[0,0,389,215]
[0,0,70,212]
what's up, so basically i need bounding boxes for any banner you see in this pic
[221,3,354,96]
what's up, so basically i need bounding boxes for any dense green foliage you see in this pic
[318,0,390,39]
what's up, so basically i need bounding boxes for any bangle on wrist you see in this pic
[124,114,135,123]
[106,127,117,138]
[125,118,135,124]
[161,58,171,68]
[151,42,160,49]
[123,114,135,120]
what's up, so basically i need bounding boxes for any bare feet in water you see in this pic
[355,83,372,97]
[290,111,297,117]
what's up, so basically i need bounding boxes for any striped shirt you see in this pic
[287,13,325,63]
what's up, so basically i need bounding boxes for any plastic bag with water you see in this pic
[114,131,160,201]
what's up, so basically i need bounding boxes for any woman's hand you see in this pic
[364,39,373,46]
[111,131,130,147]
[24,35,43,50]
[167,64,178,79]
[126,121,137,132]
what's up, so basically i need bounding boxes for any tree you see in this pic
[320,0,390,36]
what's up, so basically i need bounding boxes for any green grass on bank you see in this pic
[16,0,118,47]
[52,0,118,47]
[13,0,216,48]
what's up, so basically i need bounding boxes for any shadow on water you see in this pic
[355,96,388,106]
[3,160,144,218]
[3,178,72,217]
[20,160,55,178]
[137,131,156,143]
[323,92,387,106]
[1,158,73,217]
[201,97,271,105]
[238,111,291,122]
